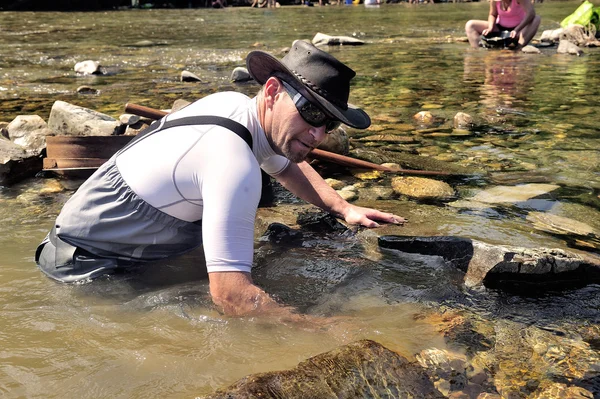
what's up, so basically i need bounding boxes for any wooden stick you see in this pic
[124,103,453,176]
[125,103,168,120]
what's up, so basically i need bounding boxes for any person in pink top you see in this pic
[465,0,541,49]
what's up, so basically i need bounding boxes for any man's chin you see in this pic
[283,144,312,163]
[286,152,309,164]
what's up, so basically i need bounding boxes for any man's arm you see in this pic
[274,161,405,227]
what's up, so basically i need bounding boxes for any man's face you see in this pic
[269,87,328,164]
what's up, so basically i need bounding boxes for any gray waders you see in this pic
[35,116,253,283]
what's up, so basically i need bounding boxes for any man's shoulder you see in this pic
[172,91,254,122]
[191,91,252,108]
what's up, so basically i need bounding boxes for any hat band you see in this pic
[291,70,348,110]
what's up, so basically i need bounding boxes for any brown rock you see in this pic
[414,111,433,124]
[205,340,444,399]
[453,112,473,129]
[391,176,455,200]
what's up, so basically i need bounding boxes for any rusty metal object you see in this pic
[43,135,133,173]
[46,136,133,160]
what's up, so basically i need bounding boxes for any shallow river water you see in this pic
[1,2,600,398]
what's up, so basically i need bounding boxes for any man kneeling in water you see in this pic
[35,40,405,319]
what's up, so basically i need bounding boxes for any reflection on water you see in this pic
[464,50,536,110]
[1,2,600,397]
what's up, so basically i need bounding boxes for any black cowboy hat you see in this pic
[246,40,371,129]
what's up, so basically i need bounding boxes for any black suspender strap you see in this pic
[118,115,253,155]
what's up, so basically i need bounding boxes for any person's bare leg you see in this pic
[465,19,489,48]
[518,14,541,47]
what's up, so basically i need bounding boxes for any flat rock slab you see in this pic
[469,183,560,204]
[204,339,444,399]
[378,235,600,288]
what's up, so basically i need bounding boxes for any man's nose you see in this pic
[308,125,327,143]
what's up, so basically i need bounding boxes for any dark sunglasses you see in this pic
[281,81,341,133]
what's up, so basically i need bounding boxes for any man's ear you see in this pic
[263,77,283,108]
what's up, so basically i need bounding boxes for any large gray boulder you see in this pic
[204,339,444,399]
[47,101,121,136]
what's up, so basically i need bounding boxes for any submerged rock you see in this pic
[391,176,455,201]
[351,148,481,176]
[76,85,99,94]
[296,209,347,233]
[413,110,434,125]
[529,382,594,399]
[527,211,599,239]
[453,112,473,129]
[417,348,470,397]
[204,339,444,399]
[337,187,358,202]
[259,222,304,245]
[324,178,345,190]
[469,183,559,204]
[479,320,600,398]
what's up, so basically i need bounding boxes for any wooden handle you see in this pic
[124,103,452,176]
[125,103,167,120]
[309,148,394,172]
